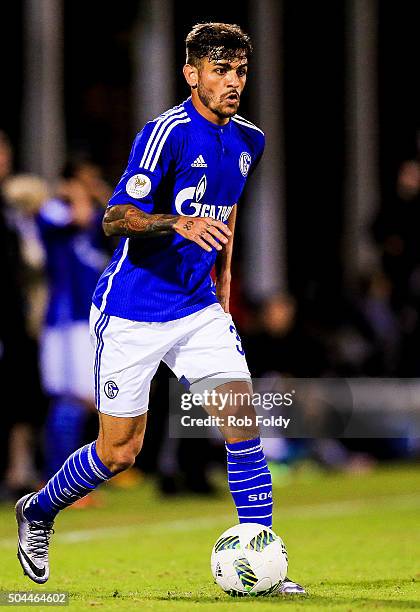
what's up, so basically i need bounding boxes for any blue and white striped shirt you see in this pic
[92,97,265,322]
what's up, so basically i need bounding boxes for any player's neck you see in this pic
[190,93,230,126]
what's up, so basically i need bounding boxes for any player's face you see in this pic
[196,57,248,119]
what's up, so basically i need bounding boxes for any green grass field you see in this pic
[0,464,419,611]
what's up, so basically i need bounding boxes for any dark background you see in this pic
[1,0,418,304]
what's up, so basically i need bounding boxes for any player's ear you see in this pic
[183,64,198,90]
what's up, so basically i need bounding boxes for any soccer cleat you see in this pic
[15,493,54,584]
[277,576,306,594]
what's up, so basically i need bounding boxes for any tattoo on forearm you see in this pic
[103,205,178,238]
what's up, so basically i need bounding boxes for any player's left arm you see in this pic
[214,131,265,312]
[215,204,237,313]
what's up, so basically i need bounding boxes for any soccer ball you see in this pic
[210,523,288,597]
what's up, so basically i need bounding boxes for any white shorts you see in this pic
[89,303,250,418]
[40,322,94,399]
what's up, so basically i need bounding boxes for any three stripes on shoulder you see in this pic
[139,106,264,174]
[232,115,265,135]
[140,106,191,172]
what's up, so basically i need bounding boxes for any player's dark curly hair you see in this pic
[185,22,252,67]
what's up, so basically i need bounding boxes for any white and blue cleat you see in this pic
[277,576,306,594]
[15,493,54,584]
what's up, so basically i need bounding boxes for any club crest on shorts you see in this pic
[104,380,119,399]
[126,173,151,198]
[239,152,252,177]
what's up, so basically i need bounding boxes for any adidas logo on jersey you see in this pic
[191,155,207,167]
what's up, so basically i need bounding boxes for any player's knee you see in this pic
[104,439,143,473]
[106,450,135,473]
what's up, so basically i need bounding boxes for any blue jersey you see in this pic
[92,97,265,322]
[38,199,108,326]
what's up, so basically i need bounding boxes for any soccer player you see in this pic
[16,23,305,594]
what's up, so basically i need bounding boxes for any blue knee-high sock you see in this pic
[24,441,113,523]
[44,396,87,479]
[226,437,273,528]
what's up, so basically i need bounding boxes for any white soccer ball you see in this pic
[210,523,288,597]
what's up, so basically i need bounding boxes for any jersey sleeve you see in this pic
[249,131,265,176]
[107,121,178,212]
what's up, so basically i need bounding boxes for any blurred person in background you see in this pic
[0,132,46,500]
[3,174,50,338]
[36,158,110,485]
[354,271,400,375]
[330,274,399,378]
[245,293,328,378]
[377,159,420,307]
[373,155,420,375]
[66,155,113,209]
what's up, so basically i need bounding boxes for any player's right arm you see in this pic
[102,205,230,252]
[103,122,230,251]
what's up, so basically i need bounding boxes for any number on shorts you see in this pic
[229,324,245,356]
